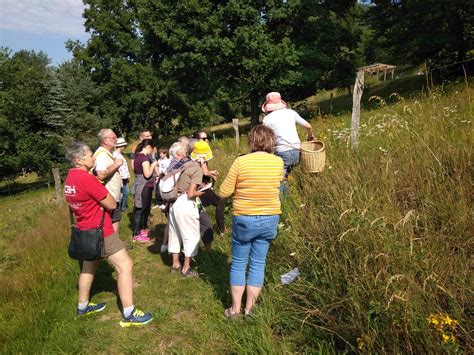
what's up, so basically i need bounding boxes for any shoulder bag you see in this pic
[68,208,105,261]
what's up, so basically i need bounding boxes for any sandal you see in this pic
[224,307,241,319]
[170,266,181,274]
[181,268,200,278]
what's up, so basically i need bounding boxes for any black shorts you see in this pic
[111,203,122,223]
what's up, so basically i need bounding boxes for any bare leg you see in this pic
[182,256,192,273]
[231,285,245,314]
[244,285,262,314]
[107,249,134,308]
[113,221,120,233]
[78,260,100,303]
[172,253,181,269]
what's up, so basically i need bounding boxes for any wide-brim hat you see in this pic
[191,140,213,161]
[261,92,287,113]
[115,137,128,147]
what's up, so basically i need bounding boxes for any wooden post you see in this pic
[330,92,333,113]
[52,168,63,203]
[351,70,364,151]
[232,118,240,150]
[383,69,387,81]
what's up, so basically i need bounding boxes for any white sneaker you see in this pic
[159,204,166,210]
[160,244,168,253]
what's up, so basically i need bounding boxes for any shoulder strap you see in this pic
[69,206,106,228]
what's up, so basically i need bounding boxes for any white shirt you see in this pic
[94,146,122,202]
[263,108,309,152]
[158,157,171,175]
[113,150,130,179]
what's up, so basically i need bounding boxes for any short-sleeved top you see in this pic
[134,153,154,188]
[113,150,130,180]
[219,152,284,216]
[64,169,115,238]
[263,108,309,153]
[158,157,170,175]
[94,146,122,202]
[177,162,203,194]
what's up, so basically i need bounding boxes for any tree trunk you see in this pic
[250,90,260,126]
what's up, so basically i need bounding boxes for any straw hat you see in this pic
[191,140,213,161]
[115,137,128,147]
[261,92,287,113]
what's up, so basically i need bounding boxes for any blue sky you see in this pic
[0,0,89,66]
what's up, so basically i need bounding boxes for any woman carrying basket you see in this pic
[262,92,314,178]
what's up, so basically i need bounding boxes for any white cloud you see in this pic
[0,0,87,37]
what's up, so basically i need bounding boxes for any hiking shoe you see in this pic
[76,302,106,316]
[119,308,153,327]
[133,234,150,242]
[181,268,200,278]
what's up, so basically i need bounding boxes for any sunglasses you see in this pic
[198,136,208,141]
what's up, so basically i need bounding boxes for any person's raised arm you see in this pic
[142,160,158,179]
[96,156,123,181]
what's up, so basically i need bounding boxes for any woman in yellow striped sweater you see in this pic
[219,125,284,318]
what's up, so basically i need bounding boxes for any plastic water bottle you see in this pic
[281,268,300,285]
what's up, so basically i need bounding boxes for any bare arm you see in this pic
[96,157,123,181]
[99,192,117,211]
[187,183,204,199]
[142,160,158,179]
[304,122,314,141]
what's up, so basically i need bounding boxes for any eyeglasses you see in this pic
[105,136,117,140]
[198,136,208,141]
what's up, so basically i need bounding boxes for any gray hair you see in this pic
[169,142,186,159]
[187,138,197,155]
[66,142,91,167]
[97,128,113,143]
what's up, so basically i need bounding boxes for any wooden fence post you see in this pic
[232,118,240,150]
[351,70,364,151]
[52,168,63,203]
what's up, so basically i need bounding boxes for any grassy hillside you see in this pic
[0,80,472,353]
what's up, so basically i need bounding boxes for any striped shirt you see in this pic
[219,152,284,216]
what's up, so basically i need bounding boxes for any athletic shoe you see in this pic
[140,229,151,237]
[133,234,150,242]
[76,302,106,316]
[119,308,153,327]
[160,244,168,253]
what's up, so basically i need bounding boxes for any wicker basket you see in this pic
[300,140,326,173]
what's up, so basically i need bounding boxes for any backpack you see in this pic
[158,161,197,203]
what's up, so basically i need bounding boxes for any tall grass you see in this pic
[267,83,473,352]
[0,81,471,353]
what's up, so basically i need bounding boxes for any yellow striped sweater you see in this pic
[219,152,284,216]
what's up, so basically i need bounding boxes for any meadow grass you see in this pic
[0,80,472,353]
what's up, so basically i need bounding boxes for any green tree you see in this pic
[0,48,61,176]
[369,0,474,66]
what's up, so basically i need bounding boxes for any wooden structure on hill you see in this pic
[357,63,396,80]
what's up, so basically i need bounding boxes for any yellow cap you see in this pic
[191,140,213,161]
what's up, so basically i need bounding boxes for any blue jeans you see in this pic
[276,149,300,178]
[230,215,280,287]
[120,180,129,211]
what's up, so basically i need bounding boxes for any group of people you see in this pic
[64,92,313,325]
